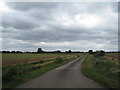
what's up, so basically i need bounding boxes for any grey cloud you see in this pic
[5,2,58,11]
[2,26,117,44]
[2,13,40,29]
[2,38,37,51]
[1,2,118,51]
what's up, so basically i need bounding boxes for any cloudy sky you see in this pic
[0,2,118,52]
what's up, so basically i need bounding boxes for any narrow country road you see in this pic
[17,54,107,88]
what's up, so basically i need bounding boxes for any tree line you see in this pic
[1,48,83,53]
[1,48,119,53]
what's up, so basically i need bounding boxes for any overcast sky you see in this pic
[0,2,118,52]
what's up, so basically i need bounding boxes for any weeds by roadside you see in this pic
[82,55,120,89]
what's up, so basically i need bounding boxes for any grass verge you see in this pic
[3,55,80,88]
[82,55,120,89]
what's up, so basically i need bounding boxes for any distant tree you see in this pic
[99,50,105,57]
[37,48,43,53]
[2,50,23,53]
[56,50,61,53]
[5,51,11,53]
[65,51,68,53]
[16,51,22,53]
[94,50,105,58]
[89,50,93,54]
[68,50,72,53]
[26,51,31,53]
[11,51,16,53]
[2,51,6,53]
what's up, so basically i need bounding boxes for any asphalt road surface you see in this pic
[17,54,107,88]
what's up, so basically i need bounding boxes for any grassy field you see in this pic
[82,54,120,89]
[2,53,83,88]
[105,52,119,60]
[2,53,78,67]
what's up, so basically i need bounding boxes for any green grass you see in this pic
[3,63,59,88]
[2,54,80,88]
[82,55,120,89]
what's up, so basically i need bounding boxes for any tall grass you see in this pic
[82,55,119,89]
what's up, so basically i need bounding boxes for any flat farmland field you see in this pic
[2,53,79,67]
[105,52,120,60]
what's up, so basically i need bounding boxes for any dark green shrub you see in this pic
[94,50,105,58]
[31,61,39,64]
[2,65,32,82]
[31,60,44,65]
[55,57,63,64]
[88,50,93,54]
[3,66,18,82]
[77,55,80,57]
